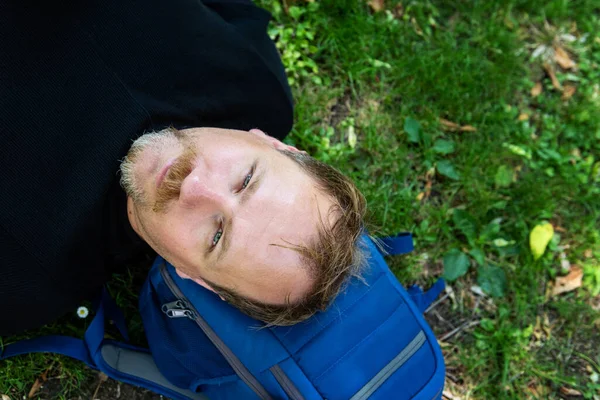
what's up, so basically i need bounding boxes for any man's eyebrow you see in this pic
[216,164,264,263]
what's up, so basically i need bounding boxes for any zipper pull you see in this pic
[161,300,185,312]
[161,300,194,319]
[165,308,194,318]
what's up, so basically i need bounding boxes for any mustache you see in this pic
[153,145,198,213]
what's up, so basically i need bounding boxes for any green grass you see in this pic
[2,0,599,398]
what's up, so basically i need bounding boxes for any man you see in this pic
[0,0,366,334]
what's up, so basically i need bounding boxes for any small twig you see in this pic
[442,390,462,400]
[433,310,451,327]
[507,372,523,384]
[439,319,481,342]
[92,373,108,400]
[472,297,481,312]
[575,351,600,373]
[425,293,449,314]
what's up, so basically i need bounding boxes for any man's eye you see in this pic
[212,228,223,247]
[241,172,253,190]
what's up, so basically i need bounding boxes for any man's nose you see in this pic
[178,167,232,212]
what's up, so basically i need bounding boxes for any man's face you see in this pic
[121,127,332,305]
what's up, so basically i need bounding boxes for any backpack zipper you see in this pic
[162,300,194,319]
[158,263,274,400]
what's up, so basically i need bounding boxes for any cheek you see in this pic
[143,212,198,260]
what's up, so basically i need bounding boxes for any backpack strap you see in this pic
[0,289,206,400]
[0,335,95,367]
[377,232,446,313]
[378,232,414,256]
[406,279,446,313]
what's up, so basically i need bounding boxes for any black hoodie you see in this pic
[0,0,293,334]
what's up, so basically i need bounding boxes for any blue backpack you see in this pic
[1,233,445,399]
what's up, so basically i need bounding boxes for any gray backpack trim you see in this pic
[101,344,207,400]
[349,330,426,400]
[270,364,305,400]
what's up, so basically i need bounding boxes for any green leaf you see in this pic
[480,219,501,240]
[437,160,460,180]
[469,248,486,266]
[494,165,513,187]
[480,318,495,331]
[404,117,421,143]
[493,238,515,247]
[288,6,304,20]
[442,248,471,282]
[453,209,477,243]
[530,222,554,260]
[432,139,455,154]
[477,264,507,297]
[491,200,508,210]
[503,143,532,159]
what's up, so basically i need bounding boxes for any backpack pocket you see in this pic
[270,268,440,400]
[350,330,437,400]
[139,263,236,391]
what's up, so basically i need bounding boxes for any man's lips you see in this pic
[156,158,175,189]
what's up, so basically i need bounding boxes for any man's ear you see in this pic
[175,269,225,301]
[249,128,305,154]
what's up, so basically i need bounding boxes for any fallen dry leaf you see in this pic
[585,249,593,258]
[439,118,477,132]
[411,17,424,36]
[39,368,50,382]
[424,179,432,198]
[460,125,477,132]
[518,113,530,121]
[394,3,404,18]
[417,168,434,202]
[562,84,576,100]
[27,380,43,399]
[559,386,582,396]
[554,46,576,70]
[552,266,583,296]
[542,314,552,338]
[470,285,486,297]
[543,63,562,90]
[532,313,552,344]
[531,82,543,97]
[526,386,541,398]
[425,168,435,181]
[532,316,543,341]
[27,365,52,399]
[440,118,461,130]
[2,394,11,400]
[368,0,385,12]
